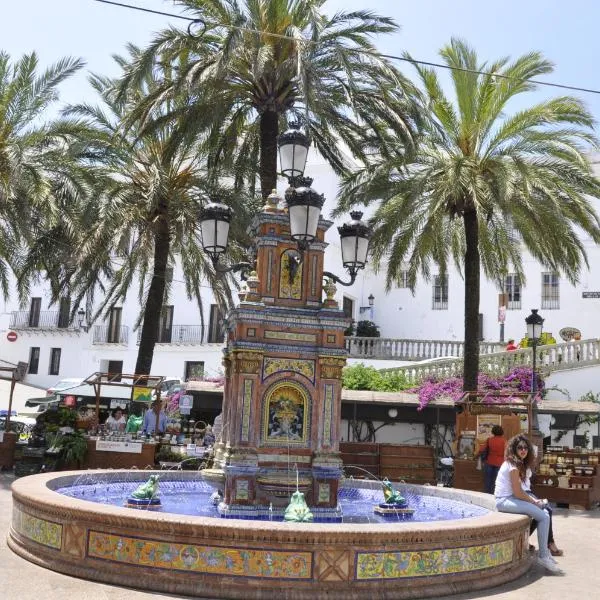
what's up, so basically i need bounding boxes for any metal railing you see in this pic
[92,325,129,344]
[345,337,504,360]
[378,338,600,385]
[9,311,72,330]
[136,325,209,345]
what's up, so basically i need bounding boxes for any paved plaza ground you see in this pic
[0,471,598,600]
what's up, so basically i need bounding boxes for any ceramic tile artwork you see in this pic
[264,331,316,342]
[241,379,253,442]
[355,540,513,580]
[12,506,62,550]
[263,357,315,382]
[87,531,313,579]
[322,384,334,446]
[235,479,249,501]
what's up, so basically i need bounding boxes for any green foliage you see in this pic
[337,38,600,395]
[342,363,413,392]
[356,320,381,337]
[56,431,88,466]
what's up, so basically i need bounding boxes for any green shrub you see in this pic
[342,363,412,392]
[355,320,380,337]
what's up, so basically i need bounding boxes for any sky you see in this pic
[1,1,600,119]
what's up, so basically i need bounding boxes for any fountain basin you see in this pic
[9,470,531,599]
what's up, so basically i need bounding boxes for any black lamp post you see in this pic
[525,308,544,395]
[198,124,372,287]
[77,308,88,332]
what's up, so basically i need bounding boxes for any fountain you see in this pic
[8,194,532,598]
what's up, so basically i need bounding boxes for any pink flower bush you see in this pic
[414,367,545,411]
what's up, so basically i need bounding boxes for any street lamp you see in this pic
[323,211,371,287]
[284,176,325,252]
[77,308,88,332]
[277,123,310,179]
[525,308,544,437]
[368,294,375,307]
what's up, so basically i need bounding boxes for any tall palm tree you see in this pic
[0,50,83,299]
[336,39,600,393]
[118,0,419,198]
[38,48,257,375]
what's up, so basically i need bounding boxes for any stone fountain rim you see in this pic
[12,469,527,538]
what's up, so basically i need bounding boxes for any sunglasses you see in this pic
[516,444,529,451]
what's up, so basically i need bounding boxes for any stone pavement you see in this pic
[0,471,598,600]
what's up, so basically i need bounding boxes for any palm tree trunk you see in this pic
[463,208,480,394]
[259,110,279,199]
[135,212,170,375]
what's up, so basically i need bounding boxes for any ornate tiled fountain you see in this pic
[8,195,532,598]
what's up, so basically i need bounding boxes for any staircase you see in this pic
[347,338,600,386]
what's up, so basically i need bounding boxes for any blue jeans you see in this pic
[483,464,500,494]
[496,496,550,559]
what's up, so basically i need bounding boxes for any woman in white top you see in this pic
[105,408,126,431]
[494,434,563,575]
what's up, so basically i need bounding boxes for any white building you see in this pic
[2,152,600,389]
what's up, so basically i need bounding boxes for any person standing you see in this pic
[479,425,506,494]
[495,434,563,574]
[505,339,518,351]
[105,408,127,431]
[142,399,167,436]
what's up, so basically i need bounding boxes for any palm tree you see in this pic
[40,48,257,375]
[0,51,83,299]
[117,0,419,198]
[336,39,600,393]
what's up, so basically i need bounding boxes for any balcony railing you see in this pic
[136,325,218,345]
[345,337,504,360]
[9,311,74,330]
[92,325,129,345]
[378,338,600,385]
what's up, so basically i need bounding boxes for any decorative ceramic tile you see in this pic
[12,506,62,550]
[264,331,316,342]
[235,479,249,501]
[326,334,336,343]
[262,381,309,446]
[279,249,302,299]
[318,483,330,503]
[240,379,253,442]
[322,384,334,446]
[267,249,273,293]
[247,328,256,337]
[355,540,513,580]
[263,357,315,382]
[310,255,318,296]
[87,531,313,579]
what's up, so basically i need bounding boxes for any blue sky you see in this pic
[1,1,599,119]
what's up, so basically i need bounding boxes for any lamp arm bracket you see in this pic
[322,270,357,287]
[213,260,254,280]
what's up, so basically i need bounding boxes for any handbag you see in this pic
[480,441,490,462]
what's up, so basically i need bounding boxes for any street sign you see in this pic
[6,331,17,342]
[582,292,600,298]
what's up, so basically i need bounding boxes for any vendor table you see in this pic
[83,439,157,469]
[453,458,485,493]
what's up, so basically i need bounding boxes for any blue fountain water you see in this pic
[56,479,488,523]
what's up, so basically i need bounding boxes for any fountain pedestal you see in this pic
[204,197,348,521]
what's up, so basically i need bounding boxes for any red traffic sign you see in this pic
[6,331,18,342]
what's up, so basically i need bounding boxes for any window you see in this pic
[505,274,521,310]
[432,275,448,310]
[107,307,122,343]
[28,297,41,327]
[541,272,560,309]
[28,347,40,374]
[208,304,225,343]
[398,269,410,288]
[49,348,61,375]
[342,296,354,320]
[58,297,71,328]
[158,305,174,343]
[185,361,205,381]
[107,360,123,382]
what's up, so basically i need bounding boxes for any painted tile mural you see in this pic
[263,357,315,382]
[12,506,62,549]
[356,541,513,580]
[87,531,313,579]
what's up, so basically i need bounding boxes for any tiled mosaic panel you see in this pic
[12,506,62,549]
[87,531,313,579]
[356,540,513,579]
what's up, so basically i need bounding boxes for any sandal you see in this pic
[549,546,564,557]
[528,544,535,552]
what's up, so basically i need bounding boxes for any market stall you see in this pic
[0,362,28,469]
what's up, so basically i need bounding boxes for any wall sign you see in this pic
[95,440,143,453]
[6,331,17,342]
[582,292,600,298]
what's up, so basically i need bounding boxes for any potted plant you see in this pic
[56,431,88,469]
